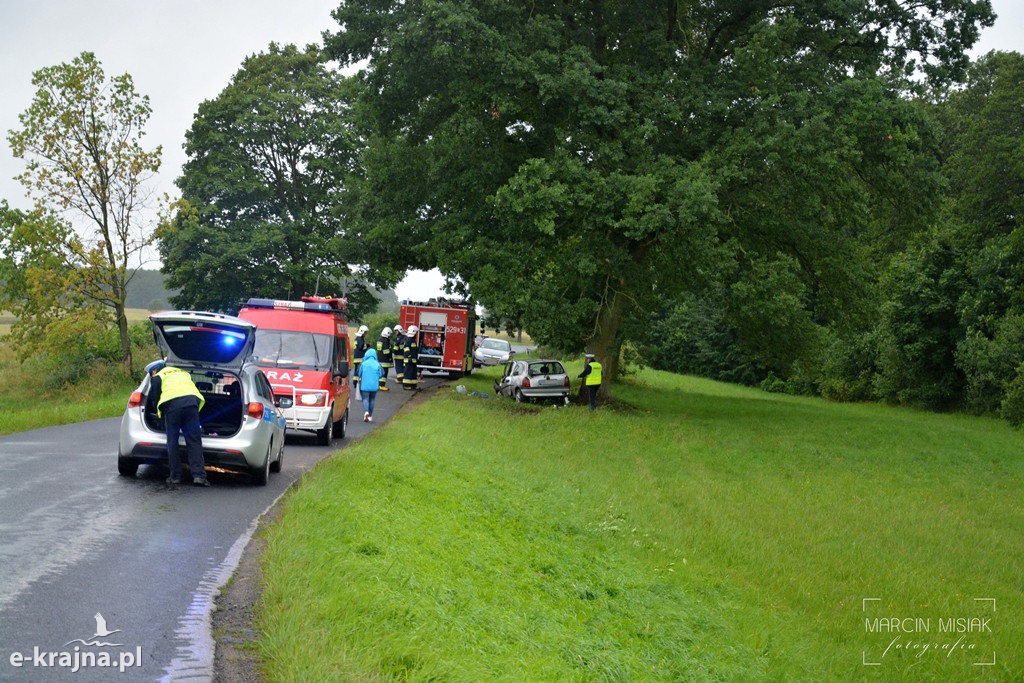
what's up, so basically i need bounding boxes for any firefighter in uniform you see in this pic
[392,324,406,385]
[577,353,603,410]
[376,327,393,391]
[148,360,209,486]
[352,325,369,390]
[402,325,420,390]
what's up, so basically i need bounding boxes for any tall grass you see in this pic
[256,367,1022,682]
[0,341,138,434]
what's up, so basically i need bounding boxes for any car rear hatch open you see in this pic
[150,311,256,370]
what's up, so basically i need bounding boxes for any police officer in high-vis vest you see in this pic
[402,325,420,390]
[376,327,393,391]
[577,353,602,410]
[392,324,406,385]
[148,360,209,486]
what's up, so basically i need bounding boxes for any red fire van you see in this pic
[237,296,352,445]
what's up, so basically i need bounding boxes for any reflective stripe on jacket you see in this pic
[156,367,205,417]
[376,336,393,367]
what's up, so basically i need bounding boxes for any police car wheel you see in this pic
[252,444,271,486]
[117,456,138,477]
[270,434,284,473]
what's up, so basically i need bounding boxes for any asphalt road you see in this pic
[0,376,442,682]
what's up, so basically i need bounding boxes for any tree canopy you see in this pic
[324,0,994,387]
[161,43,397,318]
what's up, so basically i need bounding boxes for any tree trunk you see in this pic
[587,285,626,400]
[115,302,133,375]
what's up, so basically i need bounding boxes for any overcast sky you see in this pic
[2,0,1021,300]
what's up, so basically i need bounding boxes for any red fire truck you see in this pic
[399,298,477,378]
[237,296,352,445]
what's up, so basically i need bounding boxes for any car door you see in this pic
[495,361,518,396]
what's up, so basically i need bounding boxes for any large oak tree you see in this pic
[161,43,397,317]
[326,0,993,389]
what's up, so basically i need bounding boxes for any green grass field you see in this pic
[256,367,1022,682]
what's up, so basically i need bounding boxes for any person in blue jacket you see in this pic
[356,348,382,422]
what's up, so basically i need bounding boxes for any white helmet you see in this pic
[382,327,392,338]
[394,324,404,335]
[357,325,368,336]
[407,325,419,337]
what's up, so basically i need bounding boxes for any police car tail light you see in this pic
[299,393,324,406]
[247,402,265,419]
[128,391,143,408]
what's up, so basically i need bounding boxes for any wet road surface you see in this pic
[0,377,443,682]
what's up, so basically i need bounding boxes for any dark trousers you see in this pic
[164,396,205,479]
[403,362,419,389]
[587,384,599,410]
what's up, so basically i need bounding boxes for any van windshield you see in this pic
[253,330,333,371]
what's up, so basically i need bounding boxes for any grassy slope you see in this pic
[256,368,1022,682]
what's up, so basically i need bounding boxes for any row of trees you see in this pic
[638,51,1024,424]
[3,1,1017,420]
[319,0,996,396]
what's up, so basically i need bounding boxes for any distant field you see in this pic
[0,308,151,335]
[0,312,14,337]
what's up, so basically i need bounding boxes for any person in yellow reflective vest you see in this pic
[392,324,406,384]
[149,360,209,487]
[402,325,420,390]
[577,353,602,410]
[376,327,393,391]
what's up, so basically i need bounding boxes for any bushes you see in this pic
[6,315,159,390]
[1000,364,1024,427]
[355,312,400,339]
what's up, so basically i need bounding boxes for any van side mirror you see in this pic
[336,361,349,379]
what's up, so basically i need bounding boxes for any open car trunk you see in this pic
[143,367,244,438]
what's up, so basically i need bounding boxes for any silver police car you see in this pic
[117,311,288,485]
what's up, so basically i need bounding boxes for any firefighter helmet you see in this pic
[357,325,369,336]
[382,327,392,338]
[407,325,419,337]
